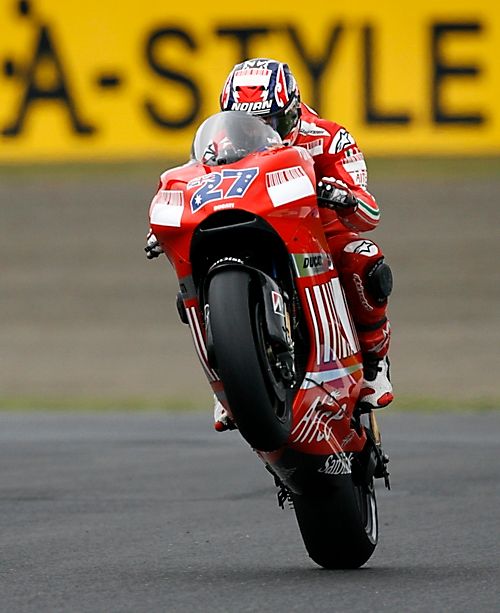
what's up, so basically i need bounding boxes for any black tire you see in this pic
[208,269,292,451]
[292,476,378,569]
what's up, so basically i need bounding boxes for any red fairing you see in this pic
[149,142,367,458]
[150,147,324,278]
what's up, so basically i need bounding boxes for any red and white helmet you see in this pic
[220,58,301,145]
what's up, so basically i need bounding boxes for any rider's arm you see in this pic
[315,128,380,232]
[145,178,164,259]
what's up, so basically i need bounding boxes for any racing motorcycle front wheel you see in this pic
[207,268,293,451]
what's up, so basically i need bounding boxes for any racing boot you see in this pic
[359,355,394,410]
[214,396,237,432]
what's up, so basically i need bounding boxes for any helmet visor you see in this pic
[262,100,301,141]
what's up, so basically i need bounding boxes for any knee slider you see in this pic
[367,259,393,302]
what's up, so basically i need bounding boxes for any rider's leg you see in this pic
[214,395,236,432]
[327,232,394,409]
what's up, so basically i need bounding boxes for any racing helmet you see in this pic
[220,58,301,145]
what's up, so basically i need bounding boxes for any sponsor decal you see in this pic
[149,190,184,227]
[329,128,355,154]
[318,452,353,475]
[212,256,244,266]
[298,119,330,137]
[344,146,361,157]
[271,290,285,317]
[213,202,235,211]
[304,277,360,365]
[266,166,315,207]
[300,363,363,389]
[233,65,272,88]
[344,240,380,257]
[344,151,364,163]
[188,168,259,213]
[231,100,273,113]
[291,396,346,445]
[353,273,374,311]
[342,155,368,189]
[304,255,323,269]
[291,252,331,277]
[301,138,324,157]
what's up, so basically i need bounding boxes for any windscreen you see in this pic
[191,111,282,166]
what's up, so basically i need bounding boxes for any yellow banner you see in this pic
[1,0,499,160]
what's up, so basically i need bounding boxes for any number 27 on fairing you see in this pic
[189,168,259,212]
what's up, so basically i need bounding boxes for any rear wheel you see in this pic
[208,269,292,451]
[292,476,378,569]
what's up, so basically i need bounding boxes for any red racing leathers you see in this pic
[295,103,391,359]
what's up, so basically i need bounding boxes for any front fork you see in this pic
[203,261,296,385]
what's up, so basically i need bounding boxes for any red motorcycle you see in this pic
[148,111,390,569]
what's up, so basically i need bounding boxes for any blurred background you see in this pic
[1,0,499,410]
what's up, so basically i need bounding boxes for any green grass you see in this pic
[0,395,497,412]
[390,396,499,412]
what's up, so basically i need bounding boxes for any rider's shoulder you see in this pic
[298,103,335,137]
[298,103,357,155]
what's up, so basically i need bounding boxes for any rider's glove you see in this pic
[317,177,358,212]
[144,231,163,259]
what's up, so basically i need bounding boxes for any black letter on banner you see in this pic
[287,25,343,115]
[2,24,95,136]
[432,23,484,124]
[144,28,200,129]
[216,28,271,64]
[362,25,411,125]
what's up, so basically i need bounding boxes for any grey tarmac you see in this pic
[0,410,499,612]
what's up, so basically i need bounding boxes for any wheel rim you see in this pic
[253,301,289,422]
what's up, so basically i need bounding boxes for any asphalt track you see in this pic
[0,410,498,612]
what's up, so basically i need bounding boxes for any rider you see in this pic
[216,58,394,425]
